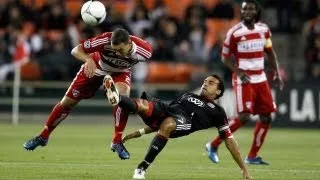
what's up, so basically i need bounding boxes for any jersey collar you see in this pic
[129,41,137,56]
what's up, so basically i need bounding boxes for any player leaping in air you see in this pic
[23,28,153,160]
[206,0,284,165]
[104,74,252,179]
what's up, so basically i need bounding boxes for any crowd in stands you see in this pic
[0,0,318,84]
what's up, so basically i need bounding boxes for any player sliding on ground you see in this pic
[104,74,252,179]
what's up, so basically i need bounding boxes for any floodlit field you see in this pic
[0,124,319,180]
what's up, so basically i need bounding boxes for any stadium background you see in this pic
[0,0,319,179]
[0,0,319,126]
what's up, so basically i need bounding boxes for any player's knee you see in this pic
[239,113,251,124]
[161,118,176,133]
[115,82,130,96]
[135,99,149,114]
[61,96,78,108]
[259,115,272,124]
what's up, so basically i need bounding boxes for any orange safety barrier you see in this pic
[146,62,206,83]
[205,18,239,49]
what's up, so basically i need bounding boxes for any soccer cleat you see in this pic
[205,142,219,163]
[133,168,146,179]
[245,156,269,165]
[103,75,119,106]
[111,142,130,160]
[23,136,48,151]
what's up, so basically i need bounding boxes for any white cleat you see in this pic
[103,75,119,106]
[133,168,146,179]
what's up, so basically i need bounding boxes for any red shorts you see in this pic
[65,53,131,101]
[233,81,276,115]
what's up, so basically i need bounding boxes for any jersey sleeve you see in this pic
[222,29,236,59]
[264,26,273,52]
[131,36,153,61]
[81,32,111,53]
[215,109,232,139]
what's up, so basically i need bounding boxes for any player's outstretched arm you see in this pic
[122,126,156,143]
[71,44,96,78]
[71,44,92,63]
[224,137,252,179]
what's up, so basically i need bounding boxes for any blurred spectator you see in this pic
[302,0,319,21]
[305,33,320,77]
[0,28,30,83]
[208,0,235,19]
[38,39,74,80]
[100,7,132,34]
[263,0,302,33]
[184,0,207,24]
[177,14,207,63]
[128,0,152,37]
[44,3,68,30]
[149,0,168,21]
[152,16,181,60]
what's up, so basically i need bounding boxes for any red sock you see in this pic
[210,117,243,147]
[112,105,129,143]
[248,121,270,158]
[40,102,71,139]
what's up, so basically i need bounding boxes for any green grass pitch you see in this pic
[0,124,319,179]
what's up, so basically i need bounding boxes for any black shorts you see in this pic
[140,92,169,129]
[140,92,193,138]
[167,105,193,138]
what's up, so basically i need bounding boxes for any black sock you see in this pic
[137,134,168,170]
[118,95,138,113]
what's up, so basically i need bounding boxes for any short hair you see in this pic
[242,0,261,22]
[209,74,225,100]
[111,28,130,45]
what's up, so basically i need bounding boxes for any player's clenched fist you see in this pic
[84,58,96,78]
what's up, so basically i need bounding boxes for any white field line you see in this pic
[0,162,319,173]
[0,162,112,168]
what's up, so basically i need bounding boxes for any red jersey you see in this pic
[82,32,153,75]
[222,22,273,84]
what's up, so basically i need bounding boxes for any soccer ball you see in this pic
[81,1,106,26]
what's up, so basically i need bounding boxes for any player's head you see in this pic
[241,0,261,24]
[200,74,225,100]
[111,28,132,56]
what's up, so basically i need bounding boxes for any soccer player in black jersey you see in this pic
[104,74,252,179]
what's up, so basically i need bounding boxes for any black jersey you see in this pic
[169,93,230,138]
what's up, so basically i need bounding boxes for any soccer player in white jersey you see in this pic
[23,28,153,160]
[206,0,284,165]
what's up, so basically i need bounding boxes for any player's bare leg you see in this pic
[23,96,79,151]
[133,117,176,179]
[245,114,271,165]
[206,113,250,163]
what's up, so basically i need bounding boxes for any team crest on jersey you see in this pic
[245,101,252,109]
[84,41,91,48]
[188,97,205,107]
[72,89,80,98]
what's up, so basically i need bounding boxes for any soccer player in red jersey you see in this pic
[205,0,284,165]
[23,28,153,160]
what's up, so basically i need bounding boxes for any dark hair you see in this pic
[242,0,261,22]
[209,74,225,100]
[111,28,130,45]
